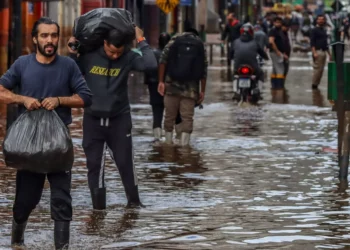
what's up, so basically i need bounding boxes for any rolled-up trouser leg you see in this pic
[270,52,286,89]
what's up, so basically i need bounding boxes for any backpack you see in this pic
[166,35,205,82]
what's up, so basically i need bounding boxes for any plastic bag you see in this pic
[73,8,135,54]
[3,109,74,174]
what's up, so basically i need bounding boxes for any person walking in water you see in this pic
[0,17,92,249]
[68,26,157,210]
[310,14,332,89]
[144,33,182,141]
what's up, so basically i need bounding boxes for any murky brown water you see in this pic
[1,49,347,250]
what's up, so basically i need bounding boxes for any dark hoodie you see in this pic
[74,41,157,118]
[221,20,242,42]
[233,34,269,72]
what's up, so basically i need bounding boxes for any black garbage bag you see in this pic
[3,109,74,174]
[73,8,135,54]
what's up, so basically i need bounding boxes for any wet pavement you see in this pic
[0,48,348,250]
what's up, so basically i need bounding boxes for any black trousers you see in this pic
[82,113,139,202]
[13,170,72,224]
[152,104,182,129]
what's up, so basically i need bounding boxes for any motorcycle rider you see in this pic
[232,24,269,100]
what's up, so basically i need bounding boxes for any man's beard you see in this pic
[37,43,58,57]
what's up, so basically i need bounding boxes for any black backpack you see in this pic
[167,35,205,82]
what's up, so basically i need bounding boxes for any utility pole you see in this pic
[330,0,348,180]
[6,0,22,130]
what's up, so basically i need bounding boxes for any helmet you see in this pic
[240,23,254,38]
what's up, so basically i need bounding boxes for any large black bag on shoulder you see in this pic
[73,8,135,54]
[167,35,205,82]
[3,109,74,174]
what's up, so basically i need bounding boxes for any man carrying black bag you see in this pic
[0,17,92,249]
[68,23,157,209]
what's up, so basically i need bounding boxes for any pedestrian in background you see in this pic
[158,28,207,146]
[310,14,332,89]
[144,32,182,141]
[269,17,287,89]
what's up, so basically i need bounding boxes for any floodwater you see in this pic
[0,48,347,250]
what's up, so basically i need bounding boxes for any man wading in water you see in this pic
[0,17,92,249]
[68,26,157,209]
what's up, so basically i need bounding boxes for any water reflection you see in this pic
[83,208,139,238]
[271,88,289,104]
[147,145,206,188]
[312,89,325,107]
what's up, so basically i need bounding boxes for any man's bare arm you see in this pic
[58,94,85,108]
[0,85,24,104]
[0,85,41,110]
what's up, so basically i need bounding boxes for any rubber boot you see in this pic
[180,132,191,146]
[165,132,173,144]
[126,185,145,208]
[54,221,70,250]
[153,128,162,141]
[91,187,106,210]
[11,219,27,246]
[175,124,182,140]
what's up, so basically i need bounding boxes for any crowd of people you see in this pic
[1,4,350,249]
[0,13,208,248]
[220,6,348,93]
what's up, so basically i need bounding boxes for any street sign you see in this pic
[331,0,344,12]
[156,0,179,14]
[180,0,192,6]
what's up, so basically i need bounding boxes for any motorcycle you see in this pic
[233,65,261,104]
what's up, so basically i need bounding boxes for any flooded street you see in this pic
[1,49,348,250]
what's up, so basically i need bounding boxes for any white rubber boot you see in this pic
[165,132,173,144]
[153,128,162,141]
[180,132,191,146]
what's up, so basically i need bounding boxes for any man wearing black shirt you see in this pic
[269,17,287,89]
[310,14,332,89]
